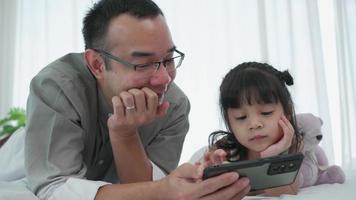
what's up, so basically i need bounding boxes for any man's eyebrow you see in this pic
[131,46,176,57]
[167,46,176,53]
[131,51,154,57]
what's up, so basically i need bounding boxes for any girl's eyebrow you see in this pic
[261,102,277,106]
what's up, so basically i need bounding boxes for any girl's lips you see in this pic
[250,135,267,141]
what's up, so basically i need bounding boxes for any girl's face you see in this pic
[227,101,285,154]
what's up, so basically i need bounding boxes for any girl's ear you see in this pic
[286,102,294,121]
[286,114,292,121]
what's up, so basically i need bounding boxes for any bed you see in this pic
[1,133,355,200]
[190,147,355,200]
[0,179,38,200]
[0,170,355,200]
[244,169,355,199]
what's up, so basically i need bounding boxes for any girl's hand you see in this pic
[204,149,228,166]
[195,149,228,177]
[260,115,294,158]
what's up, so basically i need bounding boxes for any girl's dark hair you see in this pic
[209,62,302,161]
[82,0,163,50]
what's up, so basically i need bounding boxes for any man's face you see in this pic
[99,14,176,103]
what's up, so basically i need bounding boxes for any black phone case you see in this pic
[203,153,304,191]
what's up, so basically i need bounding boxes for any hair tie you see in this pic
[280,70,294,86]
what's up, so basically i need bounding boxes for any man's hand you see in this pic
[107,87,169,138]
[95,163,250,200]
[260,115,294,158]
[107,87,169,183]
[158,163,250,200]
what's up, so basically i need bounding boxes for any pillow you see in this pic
[0,127,26,181]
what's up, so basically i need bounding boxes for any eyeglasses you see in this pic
[93,48,185,74]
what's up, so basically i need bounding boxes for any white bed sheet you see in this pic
[190,147,355,200]
[1,142,355,200]
[244,169,355,200]
[0,179,38,200]
[1,170,355,200]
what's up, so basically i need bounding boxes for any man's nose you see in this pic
[150,64,172,85]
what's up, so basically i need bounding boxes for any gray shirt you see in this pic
[24,53,190,198]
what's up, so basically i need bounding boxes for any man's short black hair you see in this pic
[82,0,163,50]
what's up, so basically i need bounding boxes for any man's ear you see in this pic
[84,49,105,79]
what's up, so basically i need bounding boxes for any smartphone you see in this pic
[202,153,304,191]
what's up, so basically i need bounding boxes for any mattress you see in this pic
[244,169,355,199]
[0,170,355,200]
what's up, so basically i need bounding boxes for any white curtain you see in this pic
[0,0,355,170]
[334,0,356,170]
[158,0,356,169]
[11,0,94,108]
[0,0,17,117]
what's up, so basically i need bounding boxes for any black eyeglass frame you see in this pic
[93,48,185,71]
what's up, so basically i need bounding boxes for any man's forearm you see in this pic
[95,181,160,200]
[110,131,152,183]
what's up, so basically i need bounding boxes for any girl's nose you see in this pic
[248,117,263,130]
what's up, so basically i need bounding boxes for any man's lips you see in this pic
[157,84,168,105]
[158,93,165,105]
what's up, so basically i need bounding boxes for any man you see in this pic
[24,0,250,199]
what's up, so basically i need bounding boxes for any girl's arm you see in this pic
[263,171,300,196]
[245,166,300,197]
[262,140,303,197]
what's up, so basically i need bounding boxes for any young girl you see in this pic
[201,62,303,196]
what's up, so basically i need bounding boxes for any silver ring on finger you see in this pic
[125,105,136,111]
